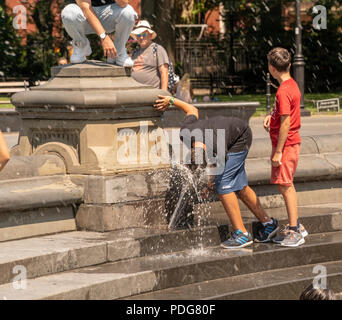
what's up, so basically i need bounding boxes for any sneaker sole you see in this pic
[220,240,253,249]
[279,238,305,247]
[254,226,279,243]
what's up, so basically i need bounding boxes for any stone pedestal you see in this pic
[11,61,170,175]
[9,61,258,232]
[9,61,173,231]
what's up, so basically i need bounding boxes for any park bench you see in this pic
[0,81,29,104]
[0,81,46,104]
[0,81,29,94]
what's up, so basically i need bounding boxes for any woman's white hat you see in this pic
[131,20,157,40]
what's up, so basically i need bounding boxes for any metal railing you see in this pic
[175,39,249,93]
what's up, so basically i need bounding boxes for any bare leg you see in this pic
[0,131,10,172]
[237,186,271,223]
[278,184,298,227]
[219,192,247,233]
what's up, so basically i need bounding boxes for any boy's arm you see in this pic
[272,115,290,167]
[154,95,199,119]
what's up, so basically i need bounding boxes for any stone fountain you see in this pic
[9,60,258,233]
[11,61,172,232]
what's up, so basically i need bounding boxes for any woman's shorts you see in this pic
[214,149,249,195]
[271,143,300,186]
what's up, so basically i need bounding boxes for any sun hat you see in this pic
[131,20,157,40]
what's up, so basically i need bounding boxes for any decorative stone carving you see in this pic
[11,61,170,174]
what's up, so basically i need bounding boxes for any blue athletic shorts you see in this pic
[214,149,249,195]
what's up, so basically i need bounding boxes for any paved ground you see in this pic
[250,114,342,139]
[3,115,342,150]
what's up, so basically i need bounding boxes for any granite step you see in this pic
[0,225,222,286]
[1,231,342,299]
[0,175,84,242]
[1,208,342,287]
[126,260,342,300]
[202,203,342,233]
[0,210,342,284]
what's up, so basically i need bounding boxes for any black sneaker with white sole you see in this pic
[253,218,279,243]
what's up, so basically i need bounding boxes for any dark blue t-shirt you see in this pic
[69,0,115,6]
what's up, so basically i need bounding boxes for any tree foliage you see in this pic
[1,0,341,92]
[0,0,25,79]
[302,0,342,92]
[24,0,70,82]
[172,0,342,92]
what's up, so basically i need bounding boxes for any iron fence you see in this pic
[175,39,249,93]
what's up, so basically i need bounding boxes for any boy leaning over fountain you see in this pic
[263,47,308,247]
[154,96,279,249]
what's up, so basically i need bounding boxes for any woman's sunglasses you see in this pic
[136,31,149,39]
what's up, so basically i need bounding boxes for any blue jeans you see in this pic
[61,3,137,57]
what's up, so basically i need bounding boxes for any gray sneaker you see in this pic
[273,223,308,244]
[221,230,253,249]
[277,230,305,247]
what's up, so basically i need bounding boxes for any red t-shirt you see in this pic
[270,78,301,147]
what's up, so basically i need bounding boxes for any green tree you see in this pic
[0,0,25,79]
[24,0,70,83]
[303,0,342,92]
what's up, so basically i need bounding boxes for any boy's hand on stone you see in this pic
[154,95,170,111]
[272,151,282,167]
[264,115,271,132]
[102,36,117,59]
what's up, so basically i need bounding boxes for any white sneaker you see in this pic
[70,39,92,64]
[115,54,134,68]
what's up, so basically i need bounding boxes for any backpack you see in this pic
[152,44,179,92]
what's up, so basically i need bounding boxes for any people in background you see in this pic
[61,0,137,67]
[58,57,68,65]
[130,20,169,91]
[175,73,194,104]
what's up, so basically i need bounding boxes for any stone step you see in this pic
[0,175,83,242]
[200,204,342,236]
[1,208,341,287]
[1,231,342,299]
[197,181,342,218]
[0,226,222,286]
[125,260,342,300]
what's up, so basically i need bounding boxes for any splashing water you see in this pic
[166,164,212,233]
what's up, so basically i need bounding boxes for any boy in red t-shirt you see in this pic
[263,47,308,247]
